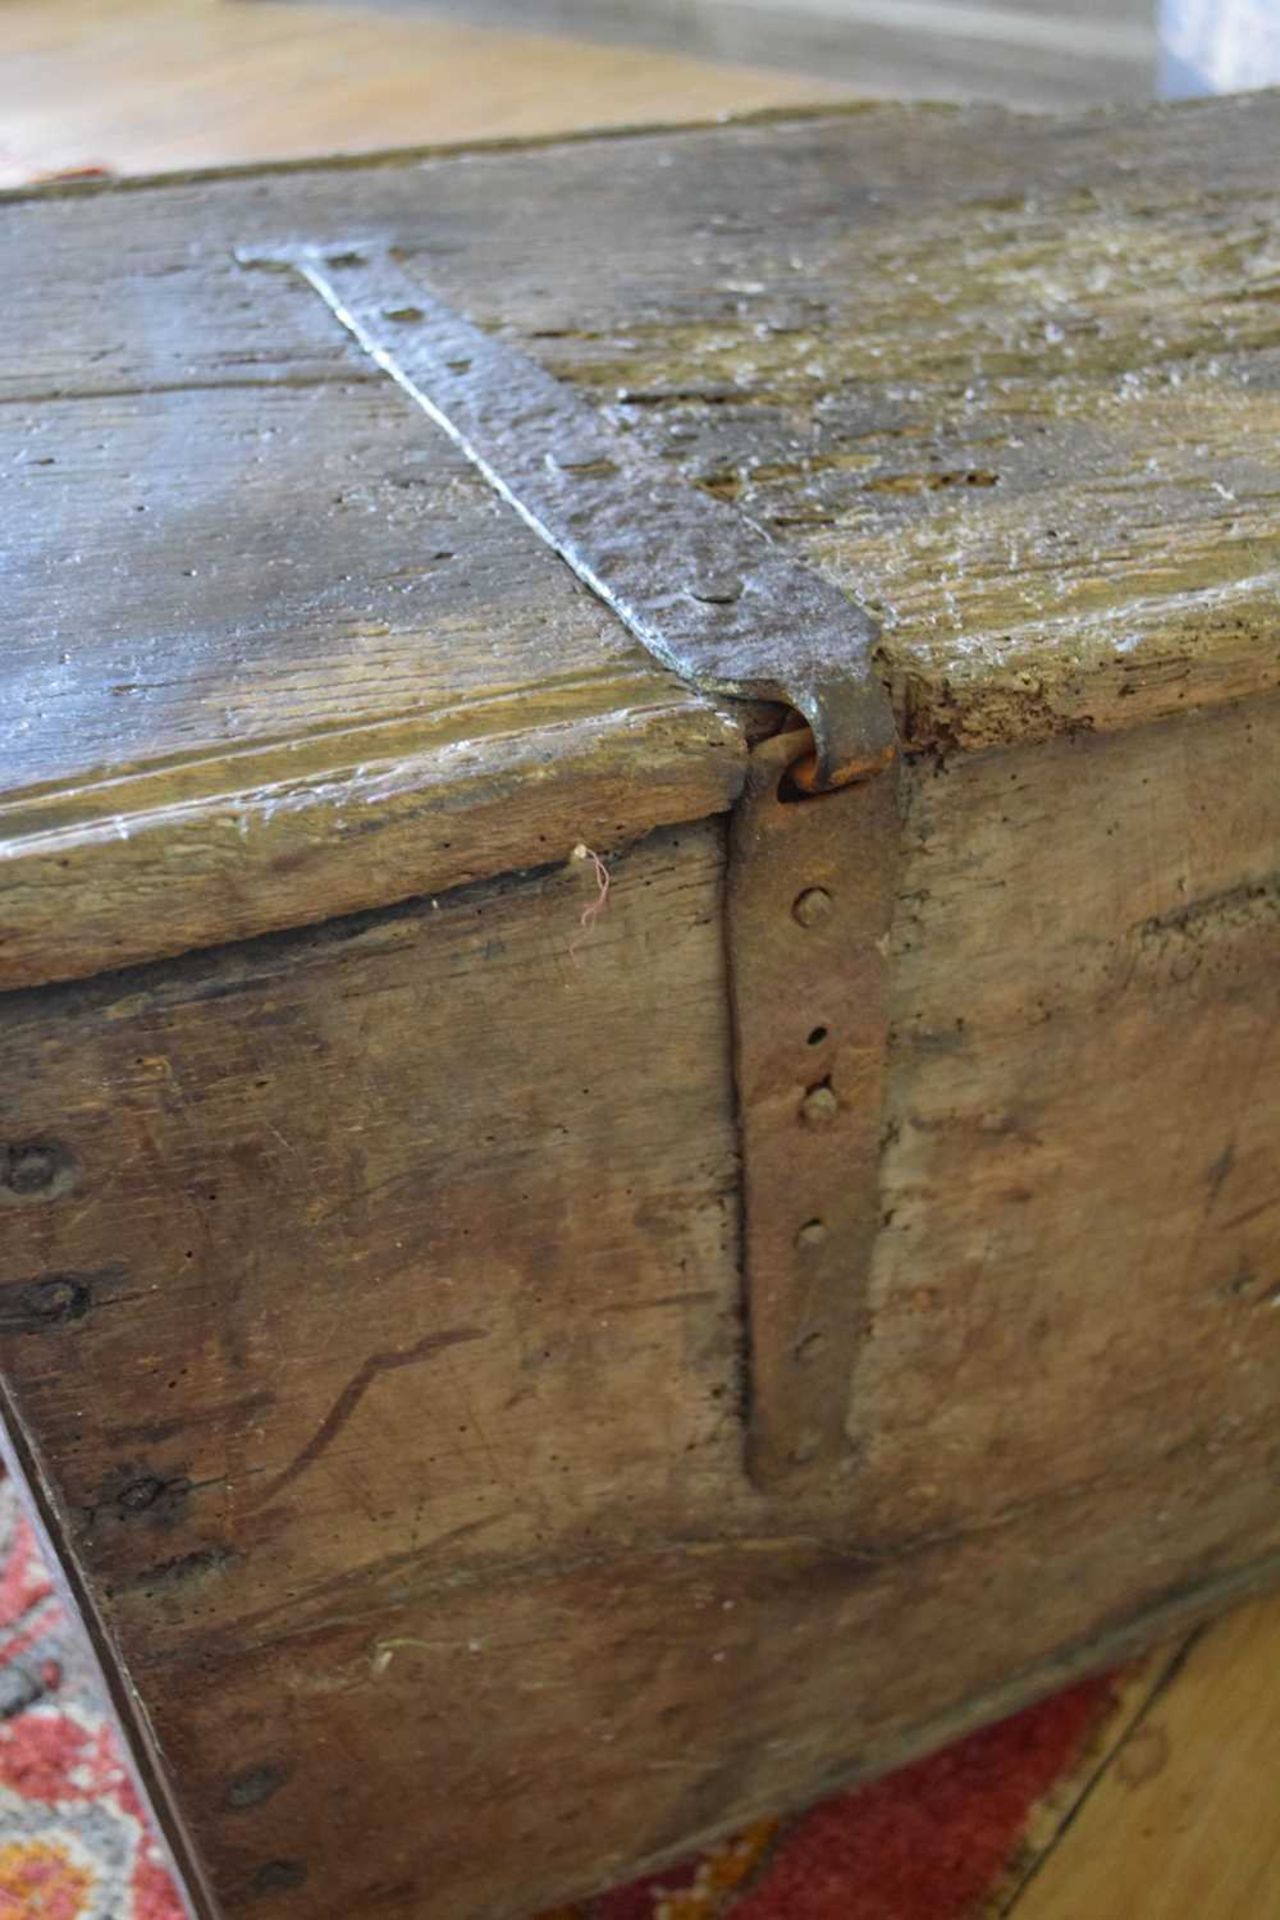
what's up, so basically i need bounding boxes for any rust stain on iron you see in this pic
[727,728,899,1486]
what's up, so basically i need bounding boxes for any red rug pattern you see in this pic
[0,1478,184,1919]
[541,1671,1116,1919]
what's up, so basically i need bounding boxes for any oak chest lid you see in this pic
[5,89,1279,988]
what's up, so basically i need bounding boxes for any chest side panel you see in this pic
[1,699,1278,1915]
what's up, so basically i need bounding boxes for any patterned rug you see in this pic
[0,1472,1121,1919]
[0,1476,183,1920]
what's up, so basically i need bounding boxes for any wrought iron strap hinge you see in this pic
[728,731,898,1487]
[237,241,895,791]
[241,240,901,1490]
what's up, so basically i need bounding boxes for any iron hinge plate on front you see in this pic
[728,731,898,1487]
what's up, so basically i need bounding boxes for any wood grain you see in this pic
[0,316,746,988]
[988,1635,1195,1914]
[5,92,1280,986]
[856,691,1280,1540]
[1012,1600,1280,1919]
[0,824,743,1659]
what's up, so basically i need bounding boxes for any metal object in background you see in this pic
[343,0,1157,107]
[1159,0,1280,94]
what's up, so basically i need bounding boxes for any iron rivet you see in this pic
[251,1862,307,1896]
[226,1762,289,1811]
[3,1142,74,1199]
[689,573,743,605]
[795,1220,827,1249]
[25,1277,88,1323]
[792,887,832,927]
[118,1476,164,1514]
[801,1085,839,1127]
[8,1146,59,1193]
[549,446,617,476]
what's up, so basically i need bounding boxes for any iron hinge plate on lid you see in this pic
[238,241,894,790]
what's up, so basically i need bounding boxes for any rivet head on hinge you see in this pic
[688,573,744,605]
[792,887,833,928]
[800,1084,840,1127]
[794,1219,827,1249]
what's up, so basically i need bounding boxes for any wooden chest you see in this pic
[2,88,1279,1920]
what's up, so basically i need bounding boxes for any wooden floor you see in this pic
[1012,1601,1280,1920]
[361,0,1157,108]
[0,0,844,183]
[5,5,1276,1917]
